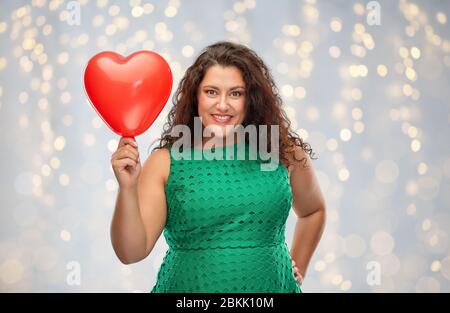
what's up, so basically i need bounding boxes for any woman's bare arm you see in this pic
[110,147,170,264]
[286,147,327,280]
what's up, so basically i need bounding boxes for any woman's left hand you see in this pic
[291,260,304,286]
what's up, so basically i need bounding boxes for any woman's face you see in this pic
[197,64,246,140]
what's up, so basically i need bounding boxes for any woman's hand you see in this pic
[111,136,141,190]
[291,260,304,286]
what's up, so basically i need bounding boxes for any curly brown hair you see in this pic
[149,40,317,169]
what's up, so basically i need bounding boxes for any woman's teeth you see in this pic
[212,114,232,122]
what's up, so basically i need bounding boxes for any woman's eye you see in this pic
[205,90,242,97]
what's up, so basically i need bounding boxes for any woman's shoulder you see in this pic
[142,146,171,185]
[282,144,312,175]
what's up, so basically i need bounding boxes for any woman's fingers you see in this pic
[122,145,139,160]
[112,158,138,170]
[112,137,139,163]
[291,260,303,284]
[113,145,139,162]
[118,136,138,148]
[292,265,302,277]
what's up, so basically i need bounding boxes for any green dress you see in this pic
[150,141,301,293]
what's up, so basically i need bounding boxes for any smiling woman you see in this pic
[197,64,247,131]
[196,66,247,148]
[110,40,326,293]
[156,41,317,164]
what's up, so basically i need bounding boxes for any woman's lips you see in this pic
[210,114,233,124]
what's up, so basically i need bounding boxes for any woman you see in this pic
[110,41,326,293]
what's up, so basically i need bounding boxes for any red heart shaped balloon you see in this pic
[84,50,173,137]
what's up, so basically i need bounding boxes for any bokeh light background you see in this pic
[1,0,450,292]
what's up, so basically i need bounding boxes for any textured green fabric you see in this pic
[150,142,301,293]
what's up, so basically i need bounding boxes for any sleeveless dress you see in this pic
[150,141,301,293]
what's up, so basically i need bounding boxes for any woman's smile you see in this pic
[210,113,234,124]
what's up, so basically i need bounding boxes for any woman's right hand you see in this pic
[111,136,141,190]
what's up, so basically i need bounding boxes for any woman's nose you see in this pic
[216,95,229,111]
